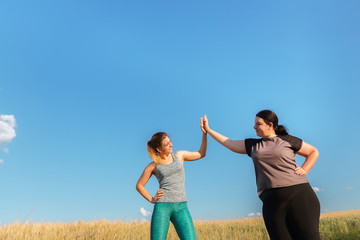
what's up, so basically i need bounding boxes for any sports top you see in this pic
[155,154,187,202]
[245,135,308,194]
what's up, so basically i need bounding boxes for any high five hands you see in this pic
[200,115,210,134]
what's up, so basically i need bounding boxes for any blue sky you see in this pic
[0,0,359,223]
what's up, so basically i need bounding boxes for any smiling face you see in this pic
[157,136,173,156]
[253,116,275,138]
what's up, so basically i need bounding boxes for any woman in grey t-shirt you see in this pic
[203,110,320,240]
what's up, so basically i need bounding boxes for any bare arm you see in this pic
[176,118,208,162]
[136,162,164,203]
[295,141,319,175]
[203,114,246,154]
[176,133,207,162]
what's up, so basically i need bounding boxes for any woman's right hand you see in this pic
[151,188,164,203]
[202,115,210,132]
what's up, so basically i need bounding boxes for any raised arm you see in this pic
[176,118,207,162]
[203,114,246,154]
[295,141,319,175]
[136,162,164,203]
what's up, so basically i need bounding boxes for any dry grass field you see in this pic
[0,209,359,239]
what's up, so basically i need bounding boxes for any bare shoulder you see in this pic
[144,162,156,173]
[146,161,156,169]
[174,150,186,159]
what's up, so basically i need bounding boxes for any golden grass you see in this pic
[0,210,359,240]
[319,209,360,240]
[320,209,360,218]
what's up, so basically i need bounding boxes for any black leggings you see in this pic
[260,183,320,240]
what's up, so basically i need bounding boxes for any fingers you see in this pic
[203,114,209,130]
[200,117,206,133]
[156,188,164,196]
[154,188,164,201]
[150,189,164,203]
[204,115,208,126]
[295,166,307,175]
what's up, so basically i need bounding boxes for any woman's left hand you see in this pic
[295,165,307,175]
[200,117,207,134]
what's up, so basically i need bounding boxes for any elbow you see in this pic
[136,183,142,192]
[199,151,206,159]
[312,146,319,157]
[307,148,319,163]
[314,148,319,159]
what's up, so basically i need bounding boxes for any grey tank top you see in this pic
[155,154,187,202]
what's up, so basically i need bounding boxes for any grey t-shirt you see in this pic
[155,154,187,202]
[245,135,308,194]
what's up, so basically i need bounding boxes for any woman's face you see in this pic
[253,117,272,138]
[158,136,173,155]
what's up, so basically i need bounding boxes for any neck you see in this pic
[158,153,173,163]
[263,131,277,138]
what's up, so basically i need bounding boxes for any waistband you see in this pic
[155,201,187,206]
[259,183,311,201]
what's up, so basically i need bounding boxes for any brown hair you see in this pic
[147,132,169,164]
[256,110,288,135]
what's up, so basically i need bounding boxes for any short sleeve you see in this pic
[279,135,303,152]
[245,138,260,157]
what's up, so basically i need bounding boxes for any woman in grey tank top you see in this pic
[136,118,207,240]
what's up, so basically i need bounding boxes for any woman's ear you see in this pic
[156,148,161,154]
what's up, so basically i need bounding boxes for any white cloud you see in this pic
[0,115,16,128]
[247,212,262,217]
[140,207,152,217]
[0,159,3,164]
[346,186,353,190]
[312,187,324,192]
[0,115,17,152]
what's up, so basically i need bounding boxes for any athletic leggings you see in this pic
[151,202,196,240]
[260,183,320,240]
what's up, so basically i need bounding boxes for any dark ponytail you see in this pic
[256,110,288,135]
[274,124,288,136]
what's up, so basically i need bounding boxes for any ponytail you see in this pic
[275,124,288,136]
[146,132,168,164]
[147,141,161,164]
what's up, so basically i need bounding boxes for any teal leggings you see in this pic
[151,202,196,240]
